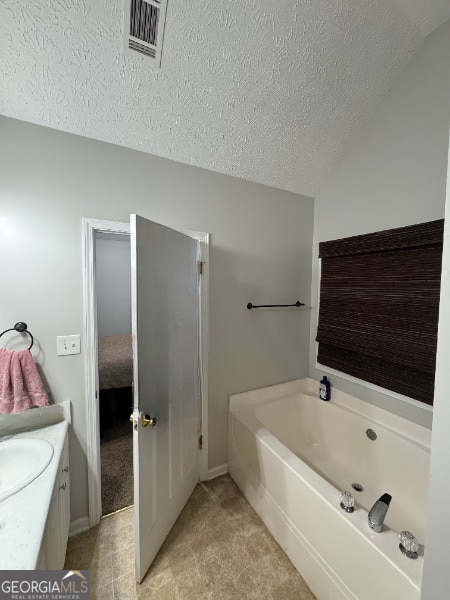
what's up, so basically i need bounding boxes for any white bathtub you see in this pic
[228,378,431,600]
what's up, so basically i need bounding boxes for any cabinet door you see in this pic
[40,479,62,569]
[59,438,70,565]
[38,436,70,570]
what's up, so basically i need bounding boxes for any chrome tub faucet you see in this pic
[368,493,392,533]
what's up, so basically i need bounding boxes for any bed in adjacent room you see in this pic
[98,333,133,438]
[98,332,133,391]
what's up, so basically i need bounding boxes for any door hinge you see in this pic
[198,261,204,276]
[198,433,203,450]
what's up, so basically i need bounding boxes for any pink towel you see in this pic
[0,348,50,414]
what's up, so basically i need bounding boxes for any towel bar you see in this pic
[247,301,304,310]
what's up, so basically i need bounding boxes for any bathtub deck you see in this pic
[65,474,316,599]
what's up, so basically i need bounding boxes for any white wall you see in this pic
[310,19,450,428]
[0,116,313,522]
[95,235,131,337]
[422,131,450,599]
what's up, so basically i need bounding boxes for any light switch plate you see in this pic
[57,335,81,356]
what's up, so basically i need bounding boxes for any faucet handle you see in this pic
[399,531,419,559]
[340,491,355,513]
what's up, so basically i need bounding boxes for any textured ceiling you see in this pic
[1,0,449,197]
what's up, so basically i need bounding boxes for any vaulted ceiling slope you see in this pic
[1,0,449,197]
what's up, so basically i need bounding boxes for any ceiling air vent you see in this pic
[124,0,167,67]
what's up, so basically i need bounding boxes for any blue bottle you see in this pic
[319,376,331,401]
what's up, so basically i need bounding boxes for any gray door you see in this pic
[130,214,200,582]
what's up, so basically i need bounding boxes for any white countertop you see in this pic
[0,405,70,569]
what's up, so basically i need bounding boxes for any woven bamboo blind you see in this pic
[316,219,444,405]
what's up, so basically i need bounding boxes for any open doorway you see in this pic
[95,232,133,516]
[83,218,210,529]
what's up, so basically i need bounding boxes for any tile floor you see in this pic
[65,475,316,600]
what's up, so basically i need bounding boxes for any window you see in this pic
[316,219,444,406]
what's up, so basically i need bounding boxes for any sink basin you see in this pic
[0,439,54,502]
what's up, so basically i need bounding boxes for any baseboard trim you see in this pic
[207,463,228,480]
[69,517,90,538]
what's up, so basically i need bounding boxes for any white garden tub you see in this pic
[228,378,431,600]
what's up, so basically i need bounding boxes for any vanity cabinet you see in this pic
[37,436,70,569]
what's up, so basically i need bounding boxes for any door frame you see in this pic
[82,217,210,528]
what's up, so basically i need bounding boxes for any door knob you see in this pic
[141,413,157,428]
